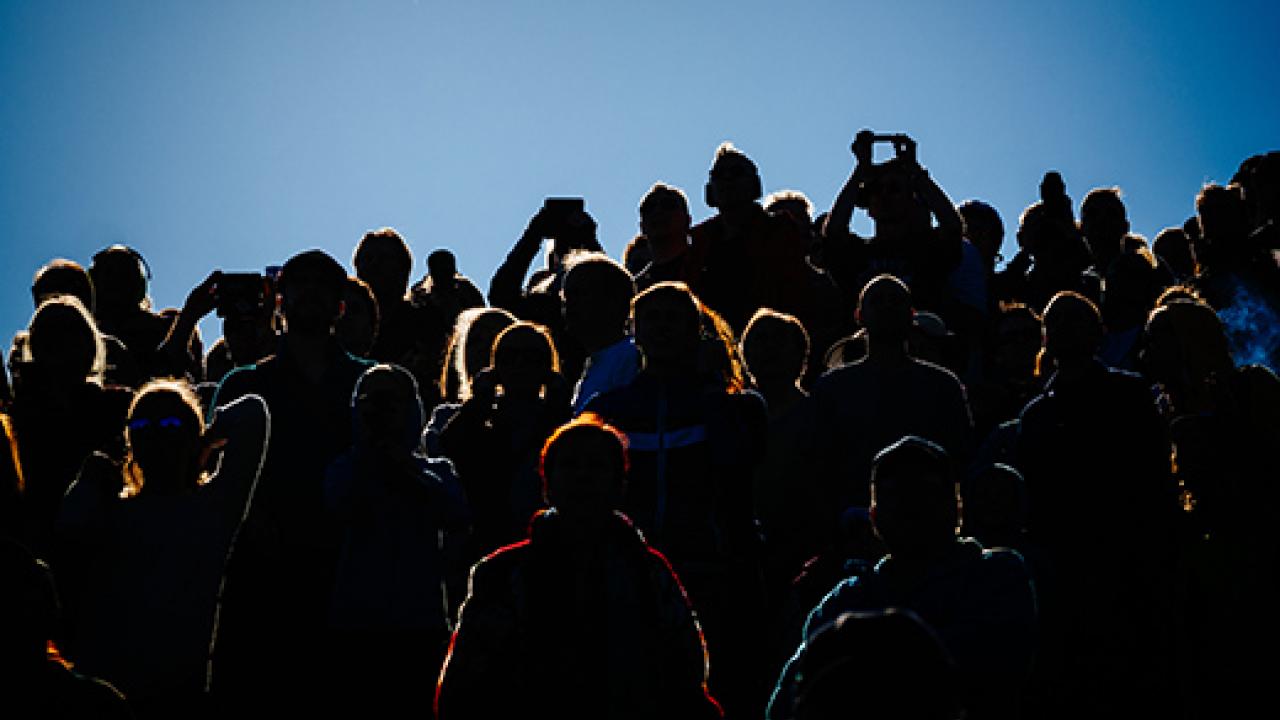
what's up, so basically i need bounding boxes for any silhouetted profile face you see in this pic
[959,200,1005,265]
[858,275,913,343]
[708,153,761,211]
[27,299,100,384]
[633,285,701,373]
[354,366,417,450]
[127,387,203,494]
[88,247,147,316]
[492,323,555,398]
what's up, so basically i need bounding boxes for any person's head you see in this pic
[960,463,1028,546]
[639,182,692,245]
[123,380,205,497]
[278,249,347,336]
[632,282,702,376]
[1038,291,1103,376]
[444,307,517,401]
[1195,183,1249,264]
[1233,150,1280,228]
[352,363,424,451]
[490,321,559,398]
[869,436,959,558]
[789,608,961,720]
[1079,187,1130,258]
[1102,246,1163,330]
[958,199,1005,266]
[705,142,763,212]
[353,227,413,301]
[336,276,380,358]
[31,259,93,311]
[857,274,914,345]
[741,308,809,391]
[539,414,629,525]
[1141,299,1233,392]
[992,302,1042,380]
[764,189,815,231]
[23,295,106,385]
[88,245,150,316]
[1152,226,1198,280]
[427,248,459,285]
[859,159,928,228]
[561,252,636,353]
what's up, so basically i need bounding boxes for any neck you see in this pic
[866,335,910,362]
[284,331,334,381]
[648,234,689,264]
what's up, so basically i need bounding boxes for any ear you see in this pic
[704,181,718,209]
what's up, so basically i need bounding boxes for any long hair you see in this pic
[121,379,207,498]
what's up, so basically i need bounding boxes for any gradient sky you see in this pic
[2,0,1277,355]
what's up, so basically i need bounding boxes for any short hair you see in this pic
[1038,290,1103,374]
[711,141,758,176]
[741,308,810,382]
[563,252,636,316]
[958,199,1005,241]
[639,182,690,216]
[279,249,348,298]
[631,280,701,323]
[353,227,413,278]
[871,435,955,498]
[427,248,458,276]
[792,609,960,720]
[763,189,815,220]
[538,413,630,490]
[32,259,93,310]
[1080,186,1127,222]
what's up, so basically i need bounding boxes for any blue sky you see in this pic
[2,0,1277,355]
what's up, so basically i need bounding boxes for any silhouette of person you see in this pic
[488,200,601,385]
[585,281,769,719]
[0,538,135,719]
[633,183,694,292]
[440,321,571,562]
[1152,226,1198,285]
[335,275,379,359]
[324,363,470,718]
[813,274,973,528]
[206,249,374,716]
[560,252,640,414]
[352,227,451,406]
[88,245,194,385]
[55,382,268,719]
[684,142,818,334]
[6,296,131,562]
[421,306,518,457]
[770,436,1036,720]
[772,608,962,720]
[410,248,486,329]
[436,415,721,720]
[1015,290,1181,719]
[821,131,964,317]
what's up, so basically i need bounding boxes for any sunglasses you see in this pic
[127,416,186,431]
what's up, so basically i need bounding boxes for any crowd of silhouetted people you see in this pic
[2,136,1279,720]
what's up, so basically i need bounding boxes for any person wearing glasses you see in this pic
[56,380,269,720]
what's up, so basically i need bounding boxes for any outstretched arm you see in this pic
[488,212,549,312]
